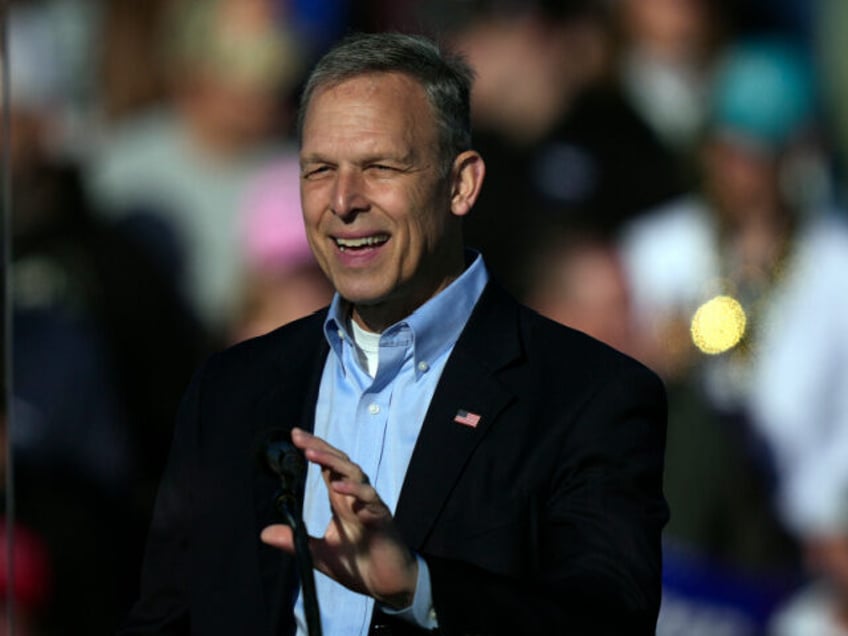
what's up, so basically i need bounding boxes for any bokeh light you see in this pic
[690,295,747,354]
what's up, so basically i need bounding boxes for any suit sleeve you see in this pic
[426,361,668,635]
[117,365,205,635]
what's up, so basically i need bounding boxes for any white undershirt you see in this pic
[349,317,381,378]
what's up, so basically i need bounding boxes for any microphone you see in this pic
[266,437,305,477]
[261,430,308,530]
[264,433,306,512]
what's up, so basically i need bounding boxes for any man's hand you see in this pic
[260,427,419,609]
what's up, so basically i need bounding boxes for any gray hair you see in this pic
[297,32,475,174]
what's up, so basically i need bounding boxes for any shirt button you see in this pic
[368,403,380,415]
[417,361,429,372]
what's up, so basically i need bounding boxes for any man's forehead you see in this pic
[300,72,439,152]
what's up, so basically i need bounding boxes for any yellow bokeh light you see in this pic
[690,295,747,354]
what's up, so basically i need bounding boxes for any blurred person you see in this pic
[515,230,796,636]
[621,36,843,631]
[9,162,205,636]
[97,0,176,123]
[446,0,685,297]
[523,227,640,358]
[620,35,831,407]
[4,15,208,630]
[230,157,333,343]
[455,1,610,148]
[85,0,304,341]
[4,0,103,161]
[615,0,730,166]
[6,21,135,633]
[528,225,797,603]
[122,32,668,635]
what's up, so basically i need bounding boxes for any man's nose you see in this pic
[331,169,369,218]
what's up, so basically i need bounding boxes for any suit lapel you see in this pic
[394,284,523,548]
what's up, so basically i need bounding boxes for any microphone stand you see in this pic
[274,487,322,636]
[266,438,322,636]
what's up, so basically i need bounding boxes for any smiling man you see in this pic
[121,33,668,636]
[297,69,482,331]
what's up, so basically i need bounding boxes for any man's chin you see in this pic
[339,290,388,307]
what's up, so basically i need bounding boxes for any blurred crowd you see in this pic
[1,0,848,633]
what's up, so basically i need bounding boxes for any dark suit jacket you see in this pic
[120,283,668,635]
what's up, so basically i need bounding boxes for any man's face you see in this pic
[300,72,464,329]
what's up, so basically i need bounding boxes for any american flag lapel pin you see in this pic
[453,409,481,428]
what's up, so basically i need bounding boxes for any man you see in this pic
[121,33,667,635]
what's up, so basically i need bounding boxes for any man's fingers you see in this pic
[314,449,369,483]
[292,427,349,461]
[331,478,378,501]
[292,430,371,490]
[289,427,388,518]
[260,524,296,552]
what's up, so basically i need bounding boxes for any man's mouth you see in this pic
[334,235,389,252]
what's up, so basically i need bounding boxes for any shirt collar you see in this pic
[323,251,489,377]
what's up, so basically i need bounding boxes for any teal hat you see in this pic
[710,37,817,151]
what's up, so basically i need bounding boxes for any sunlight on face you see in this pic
[299,72,464,329]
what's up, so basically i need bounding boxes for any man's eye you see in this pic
[304,166,331,178]
[370,164,396,172]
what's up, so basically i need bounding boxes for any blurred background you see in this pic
[2,0,848,633]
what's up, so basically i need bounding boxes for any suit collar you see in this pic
[322,252,489,380]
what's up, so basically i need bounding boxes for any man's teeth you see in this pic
[336,235,389,251]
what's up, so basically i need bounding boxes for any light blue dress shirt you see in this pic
[294,253,489,635]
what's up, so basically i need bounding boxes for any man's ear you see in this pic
[449,150,486,218]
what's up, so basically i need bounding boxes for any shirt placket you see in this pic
[354,332,409,496]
